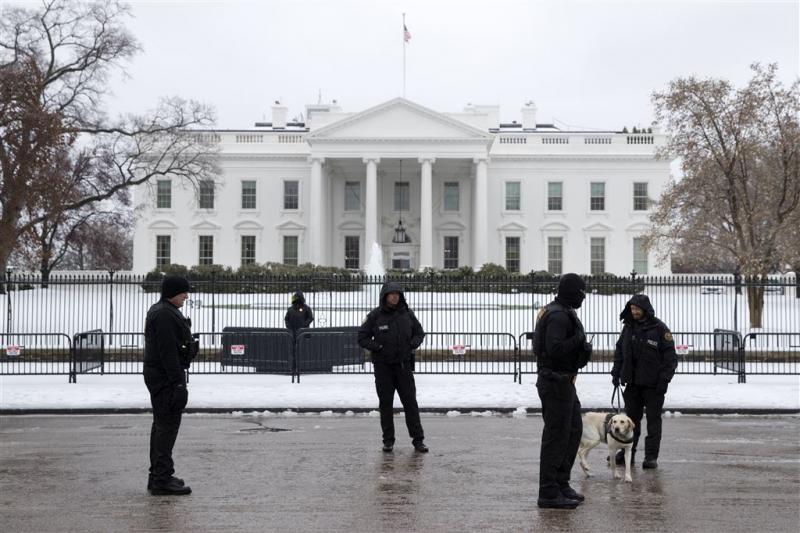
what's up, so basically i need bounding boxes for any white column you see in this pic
[472,157,488,267]
[418,157,435,269]
[364,157,380,264]
[308,157,324,265]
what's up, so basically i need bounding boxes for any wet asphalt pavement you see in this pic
[1,413,798,533]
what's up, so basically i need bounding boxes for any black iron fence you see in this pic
[2,327,797,383]
[1,272,798,382]
[2,272,798,338]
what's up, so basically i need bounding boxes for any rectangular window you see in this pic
[344,236,360,270]
[283,235,298,266]
[156,180,171,209]
[392,252,412,270]
[241,180,257,209]
[394,181,409,212]
[547,237,563,275]
[444,182,460,211]
[241,235,256,266]
[590,182,605,211]
[443,236,459,269]
[633,237,648,275]
[156,235,171,268]
[633,182,649,211]
[199,180,215,209]
[283,180,299,210]
[548,182,563,211]
[345,181,360,211]
[505,236,520,273]
[198,235,214,265]
[590,237,606,275]
[505,181,521,211]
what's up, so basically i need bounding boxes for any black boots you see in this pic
[413,442,429,453]
[147,475,184,491]
[149,478,191,495]
[642,457,658,469]
[560,486,585,502]
[537,495,580,509]
[616,449,658,468]
[382,442,394,452]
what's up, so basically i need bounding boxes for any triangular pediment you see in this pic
[541,221,570,232]
[497,221,529,232]
[583,221,614,232]
[190,219,222,231]
[307,98,493,142]
[275,220,306,231]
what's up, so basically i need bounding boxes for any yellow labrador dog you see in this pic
[577,412,636,483]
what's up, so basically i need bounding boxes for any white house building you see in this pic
[132,97,671,275]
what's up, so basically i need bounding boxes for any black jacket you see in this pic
[357,282,425,365]
[144,300,193,387]
[285,292,314,331]
[612,294,677,387]
[534,297,589,373]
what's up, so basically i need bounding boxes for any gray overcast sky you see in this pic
[96,0,799,130]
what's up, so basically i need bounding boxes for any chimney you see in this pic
[521,101,537,130]
[271,100,288,129]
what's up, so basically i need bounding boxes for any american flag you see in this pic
[403,24,411,43]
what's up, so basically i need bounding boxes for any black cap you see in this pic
[557,273,587,309]
[160,275,191,300]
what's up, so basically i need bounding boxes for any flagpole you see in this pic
[402,12,406,98]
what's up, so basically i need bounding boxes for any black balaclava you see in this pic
[161,275,191,300]
[556,273,586,309]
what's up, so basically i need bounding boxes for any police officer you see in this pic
[284,291,314,334]
[534,273,592,509]
[611,294,677,469]
[357,282,427,453]
[144,275,198,495]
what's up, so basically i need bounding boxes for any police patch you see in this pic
[664,331,673,342]
[536,308,547,322]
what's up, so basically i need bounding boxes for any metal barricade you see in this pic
[215,329,295,375]
[295,328,364,380]
[742,332,800,376]
[413,332,518,378]
[72,329,105,380]
[0,333,73,379]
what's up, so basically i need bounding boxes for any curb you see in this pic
[2,407,798,416]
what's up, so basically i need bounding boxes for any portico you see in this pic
[305,98,494,270]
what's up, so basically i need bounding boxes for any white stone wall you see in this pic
[132,98,672,275]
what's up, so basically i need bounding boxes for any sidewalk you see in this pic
[1,373,798,413]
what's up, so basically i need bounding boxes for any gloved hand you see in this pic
[612,376,620,388]
[656,381,669,395]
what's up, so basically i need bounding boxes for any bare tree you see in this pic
[646,64,800,327]
[0,0,218,286]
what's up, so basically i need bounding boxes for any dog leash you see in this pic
[611,385,623,414]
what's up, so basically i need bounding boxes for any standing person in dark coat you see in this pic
[284,291,314,334]
[143,275,198,496]
[611,294,677,469]
[357,282,427,453]
[533,273,593,509]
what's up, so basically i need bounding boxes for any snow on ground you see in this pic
[1,373,797,411]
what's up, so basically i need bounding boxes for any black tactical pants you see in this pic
[145,372,188,483]
[623,384,665,459]
[536,372,582,499]
[374,361,424,445]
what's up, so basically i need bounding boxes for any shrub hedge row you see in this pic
[143,263,643,295]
